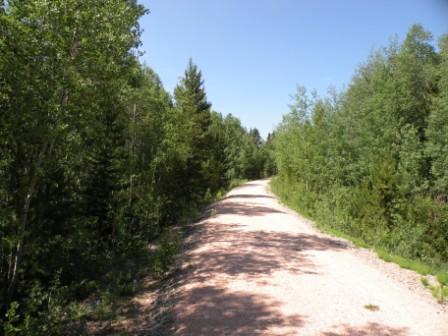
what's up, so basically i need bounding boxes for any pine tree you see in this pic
[174,59,212,203]
[426,35,448,199]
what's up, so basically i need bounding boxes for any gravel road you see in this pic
[171,180,448,336]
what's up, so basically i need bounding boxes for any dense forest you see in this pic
[272,25,448,275]
[2,0,448,333]
[0,1,271,333]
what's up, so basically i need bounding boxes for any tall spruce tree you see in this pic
[174,59,212,203]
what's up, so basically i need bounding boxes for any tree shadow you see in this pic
[212,201,286,216]
[321,322,409,336]
[231,181,267,190]
[180,224,346,284]
[148,181,350,335]
[70,277,166,335]
[179,190,348,284]
[223,194,275,200]
[173,285,305,336]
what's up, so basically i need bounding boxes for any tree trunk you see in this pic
[4,140,52,310]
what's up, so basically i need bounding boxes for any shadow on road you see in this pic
[223,193,275,200]
[169,195,350,335]
[158,183,411,336]
[212,201,286,216]
[175,285,305,336]
[75,182,413,336]
[180,223,346,284]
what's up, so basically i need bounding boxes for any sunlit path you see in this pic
[171,180,448,336]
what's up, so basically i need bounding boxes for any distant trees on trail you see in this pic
[0,1,270,332]
[272,24,448,272]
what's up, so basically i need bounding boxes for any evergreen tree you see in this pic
[426,35,448,198]
[174,59,213,203]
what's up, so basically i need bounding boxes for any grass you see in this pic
[268,179,369,250]
[430,285,448,304]
[375,249,433,275]
[421,277,448,304]
[377,250,448,303]
[376,251,448,302]
[436,272,448,286]
[269,177,448,304]
[315,223,369,249]
[420,276,429,287]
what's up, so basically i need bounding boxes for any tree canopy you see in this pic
[0,2,270,333]
[272,24,448,272]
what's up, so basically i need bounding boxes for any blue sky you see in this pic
[138,0,447,138]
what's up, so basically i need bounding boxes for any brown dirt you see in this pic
[169,179,448,336]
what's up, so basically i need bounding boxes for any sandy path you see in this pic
[171,180,448,336]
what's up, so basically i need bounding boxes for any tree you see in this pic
[271,25,448,268]
[1,2,276,331]
[0,0,146,316]
[174,59,213,203]
[426,35,448,198]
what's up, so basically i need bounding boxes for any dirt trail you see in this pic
[171,180,448,336]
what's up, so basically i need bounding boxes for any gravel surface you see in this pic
[171,179,448,336]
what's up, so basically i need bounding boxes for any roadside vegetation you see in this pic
[2,0,446,332]
[0,1,273,333]
[271,24,448,301]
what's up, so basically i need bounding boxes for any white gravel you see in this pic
[172,179,448,336]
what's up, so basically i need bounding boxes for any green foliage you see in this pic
[429,284,448,304]
[3,302,21,335]
[0,1,272,332]
[376,250,433,275]
[152,230,180,277]
[272,25,448,280]
[437,272,448,286]
[420,277,429,287]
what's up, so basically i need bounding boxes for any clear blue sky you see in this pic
[138,0,447,138]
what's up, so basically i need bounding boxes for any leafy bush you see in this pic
[272,25,448,277]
